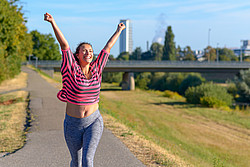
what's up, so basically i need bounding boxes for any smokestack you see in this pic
[147,41,149,51]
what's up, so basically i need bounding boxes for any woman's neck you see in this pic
[80,64,92,79]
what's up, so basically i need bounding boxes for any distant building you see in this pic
[119,19,133,54]
[233,40,250,57]
[194,50,205,62]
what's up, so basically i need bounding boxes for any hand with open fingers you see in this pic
[117,23,126,32]
[44,13,54,23]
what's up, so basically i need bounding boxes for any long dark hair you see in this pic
[73,42,93,63]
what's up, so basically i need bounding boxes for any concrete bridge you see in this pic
[28,60,250,90]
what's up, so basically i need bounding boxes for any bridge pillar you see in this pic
[121,72,135,91]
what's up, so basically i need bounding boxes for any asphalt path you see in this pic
[0,66,145,167]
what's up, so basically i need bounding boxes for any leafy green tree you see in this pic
[204,46,216,61]
[30,30,61,60]
[130,47,142,60]
[0,0,33,83]
[183,46,196,61]
[150,73,185,91]
[108,54,115,60]
[218,48,238,61]
[163,26,176,60]
[150,42,163,61]
[117,51,129,61]
[235,69,250,102]
[176,45,182,60]
[219,55,231,61]
[179,73,205,95]
[244,57,250,62]
[135,72,151,90]
[141,51,153,60]
[102,72,122,83]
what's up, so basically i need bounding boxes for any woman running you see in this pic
[44,12,125,167]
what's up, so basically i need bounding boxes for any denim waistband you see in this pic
[64,109,101,128]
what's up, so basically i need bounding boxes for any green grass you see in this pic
[0,91,28,153]
[0,71,29,153]
[99,82,250,167]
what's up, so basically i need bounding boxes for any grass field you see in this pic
[99,83,250,167]
[0,72,29,154]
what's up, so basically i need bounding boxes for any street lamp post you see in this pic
[34,56,38,68]
[240,40,244,62]
[208,28,211,46]
[216,43,219,63]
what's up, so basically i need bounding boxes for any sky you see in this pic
[19,0,250,57]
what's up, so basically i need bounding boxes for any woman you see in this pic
[44,12,125,167]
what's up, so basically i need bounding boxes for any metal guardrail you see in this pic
[28,60,250,67]
[26,60,250,73]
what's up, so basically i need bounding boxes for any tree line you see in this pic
[115,26,246,62]
[0,0,61,83]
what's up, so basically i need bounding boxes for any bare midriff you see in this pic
[66,102,99,118]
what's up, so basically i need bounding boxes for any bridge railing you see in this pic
[28,60,250,66]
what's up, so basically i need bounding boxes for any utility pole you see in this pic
[146,41,149,51]
[216,43,219,62]
[240,40,244,62]
[208,28,211,46]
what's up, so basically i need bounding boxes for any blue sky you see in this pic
[20,0,250,57]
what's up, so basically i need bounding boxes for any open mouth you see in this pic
[84,55,92,60]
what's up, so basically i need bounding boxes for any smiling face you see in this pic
[77,44,94,65]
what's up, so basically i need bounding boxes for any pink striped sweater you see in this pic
[57,47,109,105]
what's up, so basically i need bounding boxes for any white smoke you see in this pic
[152,13,167,45]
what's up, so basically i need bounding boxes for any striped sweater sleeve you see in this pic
[94,49,109,74]
[61,47,75,73]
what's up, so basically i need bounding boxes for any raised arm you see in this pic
[103,23,126,53]
[44,13,69,50]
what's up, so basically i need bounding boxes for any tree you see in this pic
[176,45,182,60]
[163,26,176,61]
[183,46,196,61]
[235,69,250,102]
[130,47,142,60]
[179,73,205,95]
[204,46,216,61]
[219,54,231,61]
[218,48,238,61]
[117,52,129,61]
[0,0,33,83]
[135,72,151,90]
[108,54,115,60]
[150,42,163,61]
[141,51,153,60]
[30,30,61,60]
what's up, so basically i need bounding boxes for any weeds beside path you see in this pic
[0,72,29,155]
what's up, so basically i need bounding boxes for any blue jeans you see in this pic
[64,110,103,167]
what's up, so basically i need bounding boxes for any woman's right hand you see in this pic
[44,13,54,23]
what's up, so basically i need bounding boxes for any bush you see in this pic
[235,69,250,102]
[150,73,185,91]
[135,72,151,90]
[226,82,238,98]
[179,73,205,95]
[102,72,122,83]
[185,82,233,107]
[163,90,183,100]
[200,96,227,108]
